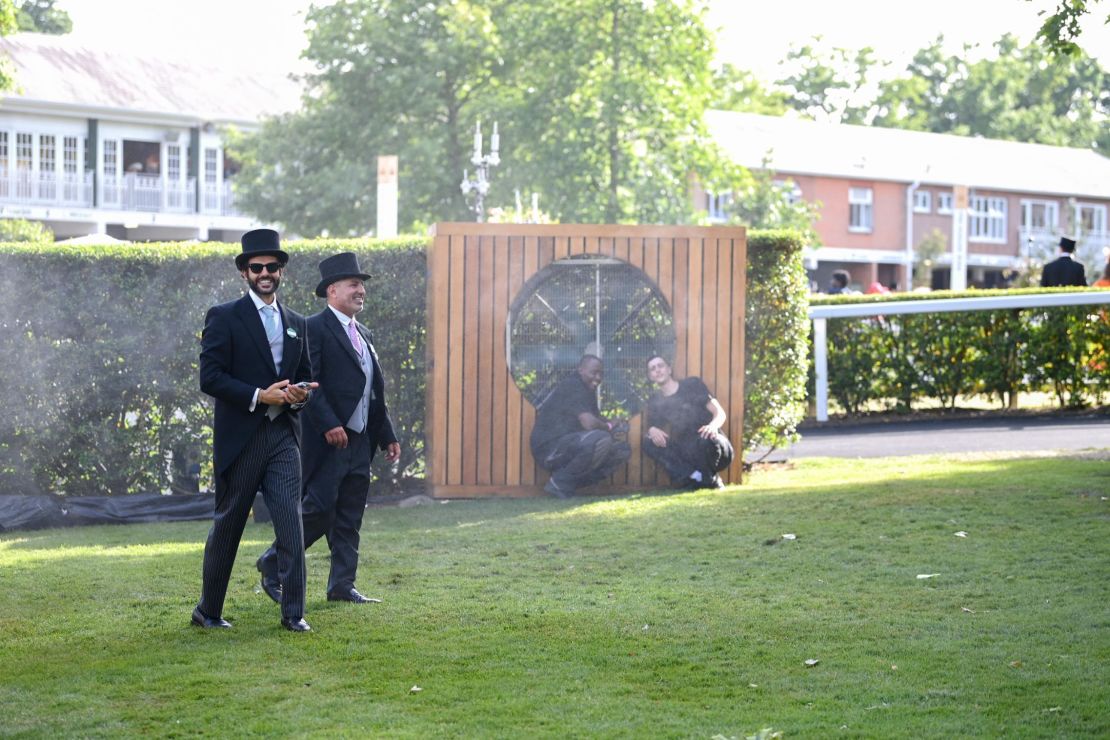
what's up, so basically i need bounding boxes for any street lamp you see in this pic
[460,121,500,222]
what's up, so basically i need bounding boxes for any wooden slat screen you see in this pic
[427,223,746,498]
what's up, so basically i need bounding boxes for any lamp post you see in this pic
[460,121,500,222]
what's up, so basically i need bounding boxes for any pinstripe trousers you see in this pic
[198,416,306,621]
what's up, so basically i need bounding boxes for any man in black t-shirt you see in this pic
[530,355,631,498]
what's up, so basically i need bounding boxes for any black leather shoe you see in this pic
[281,617,311,632]
[327,588,382,604]
[191,606,231,629]
[256,557,282,604]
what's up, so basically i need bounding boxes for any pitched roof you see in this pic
[706,110,1110,199]
[0,33,302,125]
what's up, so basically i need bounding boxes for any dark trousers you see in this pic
[535,430,631,493]
[642,431,733,485]
[260,427,371,595]
[199,417,306,620]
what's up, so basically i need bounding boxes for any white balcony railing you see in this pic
[0,170,94,207]
[1,170,241,217]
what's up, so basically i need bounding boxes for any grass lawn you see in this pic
[1,454,1107,738]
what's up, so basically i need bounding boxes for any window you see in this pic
[39,135,55,174]
[849,187,873,232]
[1020,199,1058,231]
[103,139,118,175]
[204,148,218,184]
[167,144,181,181]
[0,131,7,175]
[937,192,953,214]
[1077,203,1107,235]
[63,136,78,175]
[706,191,733,222]
[969,195,1007,242]
[774,179,803,205]
[913,190,931,213]
[16,133,32,170]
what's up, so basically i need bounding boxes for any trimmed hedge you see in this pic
[809,288,1110,414]
[0,230,808,495]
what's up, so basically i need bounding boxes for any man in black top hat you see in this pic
[193,228,318,632]
[1041,236,1087,287]
[256,252,399,605]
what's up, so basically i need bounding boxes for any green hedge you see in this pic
[0,238,426,496]
[0,231,808,495]
[745,230,809,453]
[809,288,1110,414]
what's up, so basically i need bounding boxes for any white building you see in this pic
[0,34,300,241]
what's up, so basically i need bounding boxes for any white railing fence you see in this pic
[808,291,1110,422]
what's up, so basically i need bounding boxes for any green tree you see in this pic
[775,37,884,124]
[871,34,1109,154]
[232,0,506,236]
[710,63,788,115]
[233,0,724,233]
[499,0,718,223]
[16,0,71,34]
[1033,0,1108,56]
[0,0,16,90]
[705,156,819,244]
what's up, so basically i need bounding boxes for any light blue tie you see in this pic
[261,304,283,371]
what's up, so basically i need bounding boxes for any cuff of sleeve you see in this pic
[249,388,260,412]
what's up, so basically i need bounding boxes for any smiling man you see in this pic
[194,228,317,632]
[256,252,399,606]
[529,354,630,498]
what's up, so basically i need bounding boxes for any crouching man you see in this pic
[529,354,630,498]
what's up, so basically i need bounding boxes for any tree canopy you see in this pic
[233,0,773,235]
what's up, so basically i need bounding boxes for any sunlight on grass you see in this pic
[0,454,1106,737]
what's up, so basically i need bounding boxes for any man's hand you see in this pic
[284,381,318,404]
[384,442,401,463]
[325,426,349,448]
[259,380,292,406]
[697,424,720,440]
[647,426,669,447]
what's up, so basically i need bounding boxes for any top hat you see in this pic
[1059,236,1077,252]
[236,228,289,269]
[315,252,372,297]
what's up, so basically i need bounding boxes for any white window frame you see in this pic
[1020,199,1059,232]
[913,190,931,213]
[1076,202,1107,236]
[968,195,1007,243]
[937,192,953,214]
[774,178,803,205]
[706,191,733,223]
[0,131,8,175]
[849,187,873,233]
[16,132,33,171]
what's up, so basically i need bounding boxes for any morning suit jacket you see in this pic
[1041,256,1087,287]
[301,308,397,483]
[199,294,313,478]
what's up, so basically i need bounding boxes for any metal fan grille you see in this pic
[508,255,675,416]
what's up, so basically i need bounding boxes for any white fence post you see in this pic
[813,317,828,423]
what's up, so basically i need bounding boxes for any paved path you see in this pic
[764,414,1110,460]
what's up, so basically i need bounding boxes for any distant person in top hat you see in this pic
[256,252,399,606]
[193,228,318,632]
[1041,237,1086,287]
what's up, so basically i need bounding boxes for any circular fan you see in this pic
[507,255,675,417]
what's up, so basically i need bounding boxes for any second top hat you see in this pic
[316,252,372,297]
[237,228,289,269]
[1059,236,1077,252]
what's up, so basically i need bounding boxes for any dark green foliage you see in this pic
[744,230,809,454]
[812,289,1110,414]
[0,238,427,496]
[0,231,810,493]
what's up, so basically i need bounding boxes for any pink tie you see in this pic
[347,320,363,357]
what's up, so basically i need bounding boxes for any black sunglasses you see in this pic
[247,261,284,274]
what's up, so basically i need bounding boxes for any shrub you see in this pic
[810,288,1109,414]
[744,230,809,455]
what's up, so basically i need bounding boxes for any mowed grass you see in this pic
[1,455,1107,738]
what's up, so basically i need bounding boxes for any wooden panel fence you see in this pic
[426,223,746,497]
